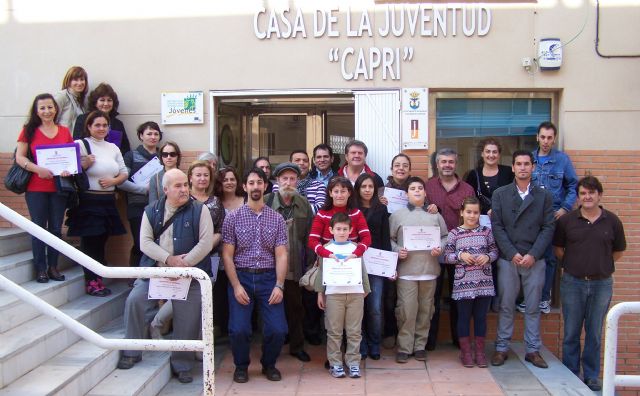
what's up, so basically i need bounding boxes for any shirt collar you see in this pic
[407,202,430,212]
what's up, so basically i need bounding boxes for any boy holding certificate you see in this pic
[389,177,448,363]
[315,212,370,379]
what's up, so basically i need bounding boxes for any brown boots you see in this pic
[475,336,488,367]
[459,337,474,367]
[459,336,488,368]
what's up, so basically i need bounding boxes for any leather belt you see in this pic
[236,267,273,274]
[569,273,611,281]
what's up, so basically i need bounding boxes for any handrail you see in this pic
[603,301,640,396]
[0,202,214,395]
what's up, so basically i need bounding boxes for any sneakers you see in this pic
[348,365,361,378]
[516,300,552,313]
[86,279,110,297]
[539,300,551,314]
[329,365,346,378]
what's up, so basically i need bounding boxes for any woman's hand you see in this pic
[430,247,442,257]
[60,170,71,177]
[426,204,438,214]
[398,248,409,260]
[98,177,118,189]
[35,166,54,179]
[379,196,389,206]
[81,154,95,170]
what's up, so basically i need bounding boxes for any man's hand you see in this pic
[520,254,536,268]
[166,254,190,267]
[554,208,568,220]
[512,253,524,266]
[427,204,438,214]
[268,286,283,305]
[398,248,409,260]
[317,292,326,310]
[233,284,250,305]
[460,252,476,265]
[379,196,389,206]
[431,247,442,257]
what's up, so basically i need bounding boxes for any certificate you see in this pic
[480,215,492,228]
[210,256,220,283]
[363,247,398,277]
[35,144,81,175]
[132,156,163,187]
[403,225,441,251]
[383,187,408,214]
[322,258,363,286]
[148,277,191,300]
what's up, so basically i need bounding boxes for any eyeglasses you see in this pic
[161,152,178,158]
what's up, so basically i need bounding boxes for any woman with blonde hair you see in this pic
[54,66,88,131]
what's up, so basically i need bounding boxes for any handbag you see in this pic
[299,260,319,291]
[3,146,33,194]
[474,169,493,209]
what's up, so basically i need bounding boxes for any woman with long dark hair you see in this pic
[15,93,74,283]
[67,110,128,296]
[214,166,245,214]
[354,173,392,360]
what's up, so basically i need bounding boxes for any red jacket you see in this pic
[308,206,371,258]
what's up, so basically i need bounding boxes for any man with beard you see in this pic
[265,163,315,362]
[272,150,326,214]
[118,169,214,384]
[222,168,289,383]
[425,148,474,350]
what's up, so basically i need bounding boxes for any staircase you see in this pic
[0,228,178,396]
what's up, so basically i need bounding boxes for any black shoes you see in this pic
[262,366,282,381]
[584,378,602,391]
[233,368,249,383]
[47,267,65,281]
[176,371,193,383]
[117,355,141,369]
[290,350,311,362]
[36,271,48,283]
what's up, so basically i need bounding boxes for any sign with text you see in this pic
[401,88,428,149]
[161,92,204,125]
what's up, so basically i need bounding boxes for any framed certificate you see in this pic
[403,225,441,251]
[383,187,408,214]
[363,247,398,277]
[322,258,363,286]
[35,143,81,175]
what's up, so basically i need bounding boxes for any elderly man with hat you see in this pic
[265,162,315,362]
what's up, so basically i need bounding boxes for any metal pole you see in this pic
[603,302,640,396]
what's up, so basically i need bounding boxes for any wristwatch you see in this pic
[275,283,285,291]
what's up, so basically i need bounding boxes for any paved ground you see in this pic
[159,341,597,396]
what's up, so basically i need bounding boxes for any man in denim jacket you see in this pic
[522,121,578,314]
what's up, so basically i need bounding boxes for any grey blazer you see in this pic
[490,182,555,261]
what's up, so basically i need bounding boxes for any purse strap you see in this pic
[81,138,92,155]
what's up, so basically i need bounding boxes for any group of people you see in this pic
[13,65,626,392]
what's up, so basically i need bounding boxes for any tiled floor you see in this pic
[212,344,505,396]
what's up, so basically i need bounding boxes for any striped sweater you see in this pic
[308,207,371,258]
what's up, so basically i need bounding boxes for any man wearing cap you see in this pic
[222,168,288,383]
[272,150,326,214]
[265,162,315,362]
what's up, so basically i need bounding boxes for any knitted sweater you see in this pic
[308,206,371,258]
[76,137,127,192]
[389,206,448,278]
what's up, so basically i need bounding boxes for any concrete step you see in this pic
[0,281,130,388]
[0,229,30,257]
[0,251,34,284]
[0,320,125,396]
[157,344,228,396]
[0,266,85,333]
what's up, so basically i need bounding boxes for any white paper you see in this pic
[35,145,79,175]
[480,215,492,228]
[148,277,191,300]
[132,157,163,187]
[383,187,409,214]
[403,225,441,251]
[363,247,398,277]
[322,258,363,286]
[210,256,220,283]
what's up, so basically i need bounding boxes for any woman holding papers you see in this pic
[148,141,182,204]
[443,197,498,368]
[15,93,74,283]
[54,66,88,132]
[67,110,128,297]
[120,122,162,269]
[73,83,131,156]
[354,174,392,360]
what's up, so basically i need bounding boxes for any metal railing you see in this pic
[0,202,215,395]
[603,301,640,396]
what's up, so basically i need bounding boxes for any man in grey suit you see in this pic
[490,150,554,369]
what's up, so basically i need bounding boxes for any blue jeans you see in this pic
[360,274,384,356]
[561,273,612,381]
[541,244,557,302]
[227,270,287,369]
[25,191,67,272]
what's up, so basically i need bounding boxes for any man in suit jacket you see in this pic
[490,150,554,369]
